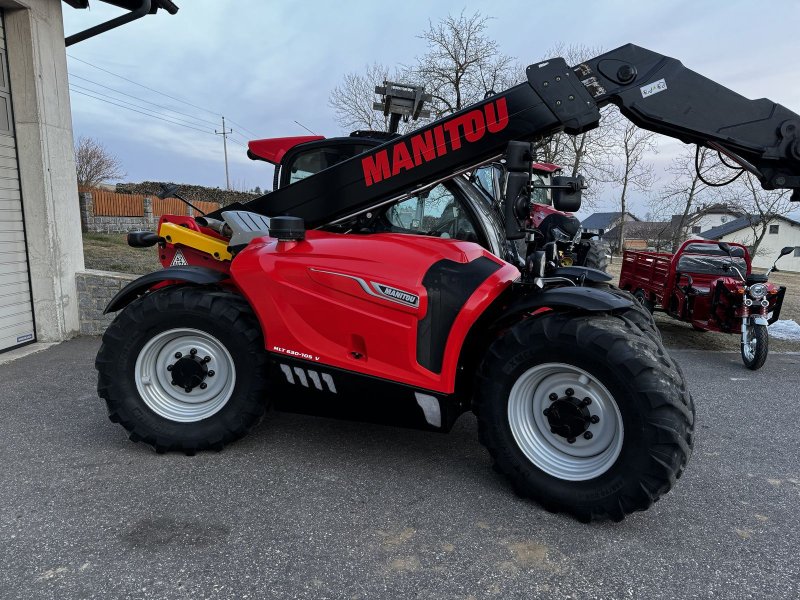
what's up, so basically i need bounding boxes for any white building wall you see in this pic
[693,212,736,232]
[2,0,83,342]
[720,219,800,272]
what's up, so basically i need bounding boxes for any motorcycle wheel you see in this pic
[741,323,769,370]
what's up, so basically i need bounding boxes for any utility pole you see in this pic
[215,116,233,190]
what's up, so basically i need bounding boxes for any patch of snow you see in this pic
[768,319,800,340]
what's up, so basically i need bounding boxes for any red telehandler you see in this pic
[97,45,800,521]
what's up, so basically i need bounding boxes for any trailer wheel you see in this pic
[475,312,693,522]
[578,239,611,272]
[96,287,270,453]
[741,323,769,370]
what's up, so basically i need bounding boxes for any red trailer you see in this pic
[619,239,789,369]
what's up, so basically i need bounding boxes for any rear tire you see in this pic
[475,312,694,522]
[741,323,769,370]
[96,287,270,453]
[578,239,611,272]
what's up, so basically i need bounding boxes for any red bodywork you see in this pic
[161,226,518,394]
[248,136,325,165]
[619,239,781,332]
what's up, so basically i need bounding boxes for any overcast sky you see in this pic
[62,0,800,218]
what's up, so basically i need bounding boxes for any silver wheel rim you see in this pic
[135,328,236,423]
[742,328,757,362]
[507,363,624,481]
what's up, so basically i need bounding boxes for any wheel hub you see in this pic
[169,350,211,392]
[545,396,591,440]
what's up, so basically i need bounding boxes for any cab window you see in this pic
[531,173,551,205]
[385,184,478,242]
[473,166,496,199]
[283,144,374,185]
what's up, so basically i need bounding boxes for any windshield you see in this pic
[677,254,748,277]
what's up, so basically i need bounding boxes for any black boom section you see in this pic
[215,61,601,228]
[417,257,502,374]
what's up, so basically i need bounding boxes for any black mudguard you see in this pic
[104,266,229,314]
[551,266,613,283]
[494,285,632,327]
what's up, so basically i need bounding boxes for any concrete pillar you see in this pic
[79,191,93,233]
[143,196,153,226]
[3,0,84,342]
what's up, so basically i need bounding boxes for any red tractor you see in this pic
[620,239,790,369]
[97,45,800,521]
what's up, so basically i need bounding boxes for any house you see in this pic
[669,203,743,243]
[602,221,674,252]
[0,1,178,355]
[581,211,639,236]
[698,215,800,271]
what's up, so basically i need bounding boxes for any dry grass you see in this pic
[82,233,161,275]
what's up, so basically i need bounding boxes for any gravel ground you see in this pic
[1,337,799,599]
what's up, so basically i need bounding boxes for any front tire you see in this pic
[577,239,611,272]
[476,312,694,521]
[96,287,270,453]
[741,323,769,370]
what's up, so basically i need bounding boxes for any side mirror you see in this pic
[780,246,795,257]
[717,241,732,255]
[157,183,180,200]
[551,175,584,212]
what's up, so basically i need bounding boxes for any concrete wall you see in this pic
[3,0,84,342]
[76,269,136,335]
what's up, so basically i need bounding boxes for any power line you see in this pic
[69,82,218,132]
[69,87,216,135]
[69,73,220,127]
[68,53,223,118]
[67,53,263,144]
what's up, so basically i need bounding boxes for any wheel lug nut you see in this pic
[199,383,207,390]
[167,364,173,371]
[565,388,574,396]
[548,393,558,401]
[170,380,176,386]
[203,356,211,363]
[174,352,182,359]
[208,370,215,377]
[567,437,576,444]
[190,348,197,355]
[543,408,550,416]
[590,415,600,424]
[582,397,592,405]
[584,431,593,440]
[184,387,192,393]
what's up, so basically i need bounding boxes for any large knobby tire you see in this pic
[475,312,694,522]
[593,284,662,343]
[95,287,270,453]
[578,239,611,272]
[741,323,769,370]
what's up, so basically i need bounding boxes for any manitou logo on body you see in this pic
[361,97,510,186]
[272,345,320,361]
[373,283,419,308]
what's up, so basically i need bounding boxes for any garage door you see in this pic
[0,12,35,352]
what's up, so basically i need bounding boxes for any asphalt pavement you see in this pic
[1,337,798,599]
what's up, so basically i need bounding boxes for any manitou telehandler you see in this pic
[98,45,800,521]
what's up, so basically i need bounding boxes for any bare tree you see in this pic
[652,146,732,250]
[328,11,516,133]
[410,11,516,119]
[74,136,125,189]
[726,172,793,257]
[610,122,657,252]
[329,63,414,133]
[531,44,620,207]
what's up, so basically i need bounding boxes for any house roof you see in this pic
[581,211,639,230]
[699,214,800,240]
[602,221,674,241]
[670,204,744,229]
